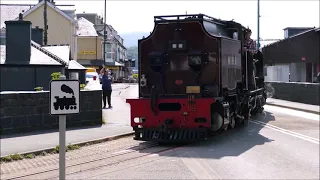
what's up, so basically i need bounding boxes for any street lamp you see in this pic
[257,0,261,50]
[103,0,107,66]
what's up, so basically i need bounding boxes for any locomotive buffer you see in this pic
[49,76,80,180]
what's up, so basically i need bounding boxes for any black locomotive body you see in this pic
[126,14,266,142]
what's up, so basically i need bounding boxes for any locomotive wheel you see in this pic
[242,115,249,126]
[74,106,77,109]
[60,105,64,110]
[65,105,70,110]
[54,105,59,110]
[70,106,74,110]
[250,108,258,115]
[229,116,236,129]
[223,124,228,131]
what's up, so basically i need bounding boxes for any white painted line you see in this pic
[252,120,319,141]
[250,120,319,144]
[178,151,220,179]
[264,105,320,121]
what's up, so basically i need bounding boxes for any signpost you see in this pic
[49,75,80,180]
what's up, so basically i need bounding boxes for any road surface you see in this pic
[1,102,319,179]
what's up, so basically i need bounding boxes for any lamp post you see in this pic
[103,0,107,66]
[257,0,261,50]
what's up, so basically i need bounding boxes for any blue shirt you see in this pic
[102,75,112,90]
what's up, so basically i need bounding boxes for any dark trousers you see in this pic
[103,89,112,107]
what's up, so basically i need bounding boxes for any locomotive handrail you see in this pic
[154,13,227,26]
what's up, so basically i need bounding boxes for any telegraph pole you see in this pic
[257,0,260,49]
[103,0,107,66]
[43,0,48,45]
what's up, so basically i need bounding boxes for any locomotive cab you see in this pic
[126,14,266,143]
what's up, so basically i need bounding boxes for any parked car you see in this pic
[86,71,99,84]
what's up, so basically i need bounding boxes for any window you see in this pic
[0,37,5,45]
[284,30,289,39]
[102,42,112,59]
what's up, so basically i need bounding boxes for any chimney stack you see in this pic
[32,26,44,45]
[5,13,32,64]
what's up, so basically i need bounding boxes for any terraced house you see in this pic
[0,0,78,60]
[76,13,127,81]
[0,1,87,90]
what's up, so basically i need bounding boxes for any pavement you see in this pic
[1,106,319,179]
[266,98,319,114]
[0,83,137,157]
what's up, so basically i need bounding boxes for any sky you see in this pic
[2,0,319,42]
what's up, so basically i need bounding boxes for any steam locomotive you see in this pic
[126,14,267,143]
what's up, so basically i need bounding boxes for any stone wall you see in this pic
[0,90,102,135]
[265,81,320,105]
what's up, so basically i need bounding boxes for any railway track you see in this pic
[1,136,182,180]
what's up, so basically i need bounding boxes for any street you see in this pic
[1,85,319,179]
[0,1,319,179]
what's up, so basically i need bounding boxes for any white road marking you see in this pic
[178,151,221,179]
[248,128,257,132]
[264,105,320,121]
[250,120,319,144]
[253,120,319,141]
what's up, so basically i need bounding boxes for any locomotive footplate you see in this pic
[133,127,208,143]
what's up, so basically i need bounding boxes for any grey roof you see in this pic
[42,45,86,70]
[68,60,86,70]
[76,17,98,36]
[0,45,62,65]
[283,27,315,30]
[43,45,70,62]
[0,4,32,29]
[262,27,319,48]
[0,4,76,29]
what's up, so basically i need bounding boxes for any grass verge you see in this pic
[0,144,80,163]
[0,133,134,164]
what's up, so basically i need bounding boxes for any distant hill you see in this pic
[120,32,150,47]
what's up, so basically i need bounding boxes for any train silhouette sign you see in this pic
[49,80,80,115]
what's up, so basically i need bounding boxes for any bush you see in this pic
[80,84,85,90]
[132,74,138,79]
[51,72,61,80]
[25,154,35,159]
[34,87,43,91]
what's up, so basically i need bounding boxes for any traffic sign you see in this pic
[49,79,80,115]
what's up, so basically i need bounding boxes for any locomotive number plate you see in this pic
[186,86,200,94]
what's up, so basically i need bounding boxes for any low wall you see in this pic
[265,81,320,105]
[0,90,102,135]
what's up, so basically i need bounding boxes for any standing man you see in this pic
[100,67,113,109]
[243,28,257,54]
[243,28,257,91]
